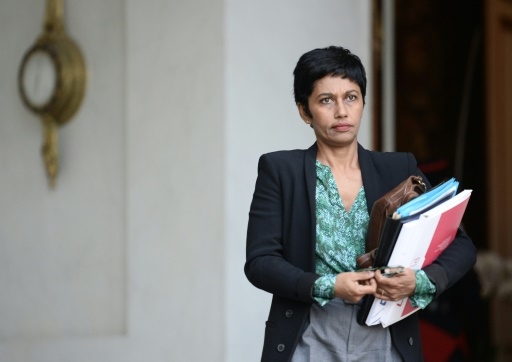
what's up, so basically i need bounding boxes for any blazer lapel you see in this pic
[304,143,318,263]
[305,142,317,222]
[358,143,385,215]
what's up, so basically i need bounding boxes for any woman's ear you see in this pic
[297,103,311,125]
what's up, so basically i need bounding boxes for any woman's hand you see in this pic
[334,271,377,303]
[373,268,416,301]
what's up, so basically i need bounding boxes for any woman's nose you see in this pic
[334,101,347,118]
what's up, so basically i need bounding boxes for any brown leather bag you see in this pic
[356,176,427,268]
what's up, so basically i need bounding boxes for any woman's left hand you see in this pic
[373,268,416,301]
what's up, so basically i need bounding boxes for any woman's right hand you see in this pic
[333,271,377,303]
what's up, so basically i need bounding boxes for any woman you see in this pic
[245,46,476,361]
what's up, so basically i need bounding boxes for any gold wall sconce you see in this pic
[18,0,86,188]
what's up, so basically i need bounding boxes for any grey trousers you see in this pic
[291,298,402,362]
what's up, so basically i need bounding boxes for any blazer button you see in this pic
[277,344,285,352]
[408,337,414,346]
[285,309,294,318]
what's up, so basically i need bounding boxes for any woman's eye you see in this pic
[346,94,357,101]
[321,98,332,104]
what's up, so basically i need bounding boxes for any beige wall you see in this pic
[0,0,371,361]
[0,0,127,342]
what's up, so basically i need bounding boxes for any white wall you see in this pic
[0,0,126,340]
[225,1,372,360]
[0,0,371,361]
[125,0,225,360]
[1,0,225,361]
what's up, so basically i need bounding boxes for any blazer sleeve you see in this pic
[406,153,477,297]
[245,154,319,304]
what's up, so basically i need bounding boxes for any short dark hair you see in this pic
[293,46,367,116]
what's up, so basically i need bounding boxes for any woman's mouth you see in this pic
[332,123,351,132]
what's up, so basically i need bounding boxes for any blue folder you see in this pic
[394,178,459,219]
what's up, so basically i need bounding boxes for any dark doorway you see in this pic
[392,0,486,251]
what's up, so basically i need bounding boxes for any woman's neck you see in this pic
[316,142,359,171]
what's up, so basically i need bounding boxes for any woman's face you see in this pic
[298,75,363,149]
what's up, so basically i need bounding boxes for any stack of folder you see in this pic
[357,178,472,327]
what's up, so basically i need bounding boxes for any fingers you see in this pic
[353,270,375,280]
[335,270,413,302]
[374,268,405,282]
[375,289,408,301]
[376,286,389,297]
[374,268,416,300]
[375,287,398,301]
[334,272,377,301]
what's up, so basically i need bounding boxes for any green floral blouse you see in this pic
[312,161,436,308]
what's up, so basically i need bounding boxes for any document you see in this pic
[363,218,421,326]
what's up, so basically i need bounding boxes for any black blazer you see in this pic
[245,143,476,362]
